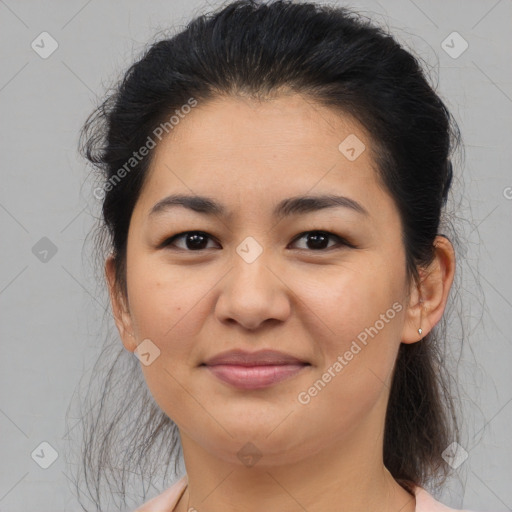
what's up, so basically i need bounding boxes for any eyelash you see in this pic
[159,230,356,252]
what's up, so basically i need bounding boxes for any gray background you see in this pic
[1,0,511,510]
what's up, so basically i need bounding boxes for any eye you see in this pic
[289,230,354,251]
[160,231,220,251]
[160,230,354,252]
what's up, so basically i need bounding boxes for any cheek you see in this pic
[294,258,405,355]
[127,258,212,347]
[288,266,405,449]
[126,261,217,426]
[296,266,404,406]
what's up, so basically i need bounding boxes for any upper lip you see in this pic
[202,349,309,367]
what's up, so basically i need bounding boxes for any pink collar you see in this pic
[135,475,473,512]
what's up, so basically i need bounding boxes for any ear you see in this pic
[401,235,456,344]
[105,255,137,352]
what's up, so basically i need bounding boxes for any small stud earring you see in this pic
[418,328,423,335]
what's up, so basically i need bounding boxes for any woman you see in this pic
[77,1,477,510]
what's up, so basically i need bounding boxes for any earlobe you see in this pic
[105,255,137,352]
[401,235,456,344]
[401,287,426,344]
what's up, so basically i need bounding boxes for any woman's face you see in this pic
[113,93,417,466]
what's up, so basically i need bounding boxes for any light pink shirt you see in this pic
[134,475,477,512]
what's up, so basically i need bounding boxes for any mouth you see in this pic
[200,349,311,390]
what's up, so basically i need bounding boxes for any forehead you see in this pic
[157,93,371,163]
[134,93,395,225]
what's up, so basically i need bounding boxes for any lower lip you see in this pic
[204,364,309,390]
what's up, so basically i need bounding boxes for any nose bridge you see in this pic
[236,234,266,265]
[231,234,275,298]
[216,234,290,329]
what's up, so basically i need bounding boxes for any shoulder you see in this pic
[134,475,188,512]
[414,485,477,512]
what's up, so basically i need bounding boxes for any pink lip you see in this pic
[202,349,310,390]
[206,363,308,389]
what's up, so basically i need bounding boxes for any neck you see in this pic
[175,410,416,512]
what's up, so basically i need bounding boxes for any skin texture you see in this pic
[105,92,455,512]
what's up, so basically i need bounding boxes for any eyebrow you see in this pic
[148,193,369,219]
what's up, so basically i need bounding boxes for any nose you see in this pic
[214,247,291,331]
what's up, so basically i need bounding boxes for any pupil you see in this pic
[187,233,207,250]
[308,232,327,250]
